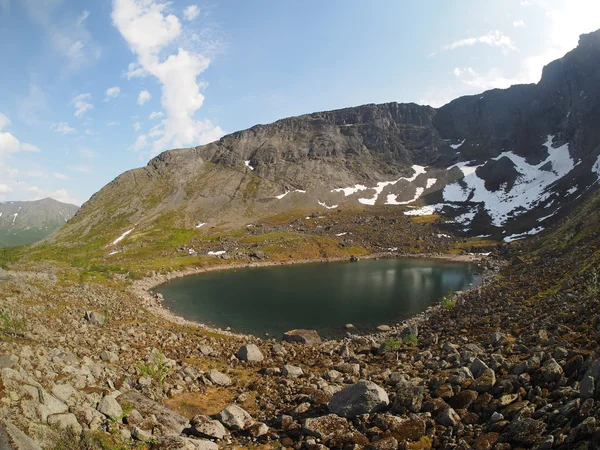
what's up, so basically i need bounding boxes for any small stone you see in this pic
[248,422,269,437]
[490,412,504,423]
[344,324,355,330]
[472,368,496,392]
[541,358,563,382]
[100,350,119,363]
[506,417,547,445]
[449,390,478,410]
[437,407,461,427]
[566,416,596,444]
[236,344,264,362]
[377,325,391,332]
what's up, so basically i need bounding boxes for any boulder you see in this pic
[328,380,389,418]
[282,364,303,378]
[472,368,496,392]
[118,391,189,436]
[84,311,105,326]
[506,417,547,445]
[208,369,231,386]
[236,344,264,362]
[98,395,123,421]
[303,414,367,446]
[283,329,322,345]
[48,413,83,435]
[153,436,218,450]
[216,404,254,431]
[392,380,424,413]
[189,414,228,440]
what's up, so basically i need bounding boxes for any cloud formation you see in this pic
[137,90,151,105]
[105,86,121,101]
[50,122,76,134]
[183,5,199,21]
[442,31,517,53]
[72,93,94,118]
[112,0,224,155]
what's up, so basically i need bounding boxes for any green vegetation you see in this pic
[0,246,23,268]
[51,427,150,450]
[585,268,599,296]
[135,350,171,385]
[0,310,26,338]
[403,333,418,346]
[382,337,402,361]
[440,289,456,308]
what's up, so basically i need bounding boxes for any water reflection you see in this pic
[158,258,479,338]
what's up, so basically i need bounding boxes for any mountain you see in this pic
[0,198,79,247]
[48,30,600,262]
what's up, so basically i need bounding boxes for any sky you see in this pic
[0,0,599,206]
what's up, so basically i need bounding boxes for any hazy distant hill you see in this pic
[0,198,79,247]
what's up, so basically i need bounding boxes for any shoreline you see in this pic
[131,251,493,342]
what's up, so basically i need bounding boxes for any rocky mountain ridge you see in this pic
[48,30,600,257]
[0,198,79,247]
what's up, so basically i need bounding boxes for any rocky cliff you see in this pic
[48,30,600,258]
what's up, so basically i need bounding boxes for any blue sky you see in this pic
[0,0,599,206]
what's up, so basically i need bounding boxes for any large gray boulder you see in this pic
[97,395,123,421]
[236,344,264,362]
[283,329,322,345]
[208,369,232,386]
[328,380,389,417]
[216,404,254,431]
[84,310,105,326]
[117,391,189,436]
[190,414,228,440]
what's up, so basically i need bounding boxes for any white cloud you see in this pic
[137,89,151,105]
[18,81,48,125]
[132,134,148,152]
[0,184,13,194]
[0,113,41,156]
[183,5,199,21]
[112,0,225,155]
[22,2,100,70]
[53,172,69,180]
[50,122,76,134]
[27,186,81,206]
[133,121,142,131]
[105,86,121,101]
[72,93,93,118]
[126,62,147,79]
[454,66,525,90]
[441,31,517,53]
[513,20,525,28]
[20,143,40,153]
[521,0,600,83]
[106,121,119,126]
[149,111,163,119]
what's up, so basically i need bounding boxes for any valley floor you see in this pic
[1,196,600,449]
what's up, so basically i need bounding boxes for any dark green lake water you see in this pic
[157,258,479,338]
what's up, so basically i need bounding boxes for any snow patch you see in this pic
[332,184,368,196]
[357,165,427,205]
[195,222,206,228]
[244,160,254,170]
[426,178,437,189]
[442,135,576,227]
[385,187,424,205]
[567,186,578,195]
[275,189,306,200]
[111,228,135,246]
[335,232,347,237]
[318,201,338,209]
[450,139,466,150]
[207,250,226,256]
[404,205,439,216]
[504,226,545,243]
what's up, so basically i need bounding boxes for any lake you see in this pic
[157,258,480,338]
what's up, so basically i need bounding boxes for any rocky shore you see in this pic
[1,242,599,449]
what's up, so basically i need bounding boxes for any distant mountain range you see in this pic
[0,198,79,247]
[49,30,600,253]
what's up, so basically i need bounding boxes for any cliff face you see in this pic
[51,30,600,248]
